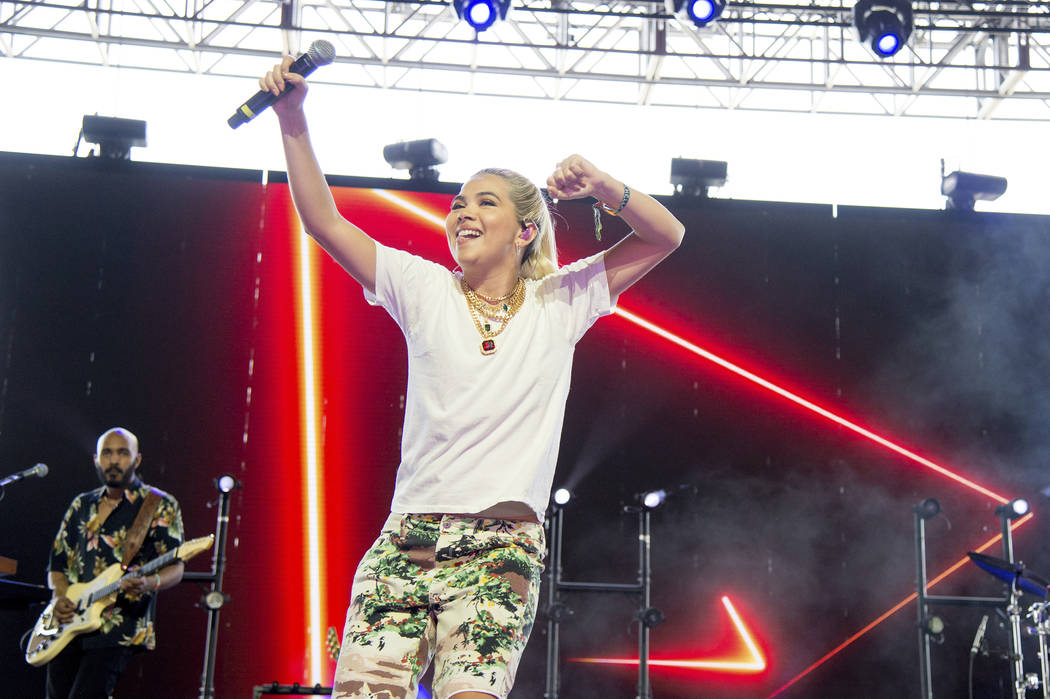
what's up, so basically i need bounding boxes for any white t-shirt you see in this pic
[364,243,616,521]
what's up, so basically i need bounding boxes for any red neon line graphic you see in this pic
[612,306,1009,504]
[573,596,766,673]
[767,513,1034,697]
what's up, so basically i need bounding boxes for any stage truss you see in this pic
[3,0,1050,119]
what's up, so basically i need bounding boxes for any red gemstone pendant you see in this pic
[481,339,496,355]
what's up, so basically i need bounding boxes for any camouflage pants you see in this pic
[333,513,545,699]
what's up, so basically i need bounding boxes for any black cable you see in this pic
[968,648,976,699]
[19,626,33,653]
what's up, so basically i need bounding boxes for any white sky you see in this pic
[4,55,1050,214]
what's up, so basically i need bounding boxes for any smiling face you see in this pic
[446,174,523,270]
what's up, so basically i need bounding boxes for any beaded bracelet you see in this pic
[592,184,630,241]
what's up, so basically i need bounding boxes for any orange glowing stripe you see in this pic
[612,306,1009,505]
[574,596,766,673]
[295,226,327,683]
[767,513,1034,697]
[371,189,447,228]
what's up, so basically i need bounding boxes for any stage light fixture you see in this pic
[941,170,1008,211]
[642,489,667,509]
[639,606,666,628]
[852,0,913,58]
[553,488,572,505]
[203,590,229,610]
[920,614,945,641]
[81,115,147,160]
[666,0,726,27]
[383,139,448,182]
[912,497,941,520]
[214,473,242,494]
[670,158,728,198]
[996,498,1030,520]
[452,0,510,32]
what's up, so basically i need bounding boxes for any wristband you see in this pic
[592,184,630,241]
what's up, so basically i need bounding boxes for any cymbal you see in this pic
[968,552,1049,599]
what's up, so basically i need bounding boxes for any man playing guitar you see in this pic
[44,427,184,699]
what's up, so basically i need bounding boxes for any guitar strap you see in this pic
[121,489,162,569]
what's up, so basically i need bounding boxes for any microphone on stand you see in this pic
[971,614,989,655]
[0,463,49,487]
[228,40,337,129]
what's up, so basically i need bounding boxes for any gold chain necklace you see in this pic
[475,285,518,304]
[461,277,526,355]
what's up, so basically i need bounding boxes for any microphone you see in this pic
[971,614,988,655]
[228,40,336,129]
[0,463,49,487]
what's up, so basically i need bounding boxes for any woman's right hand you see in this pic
[259,55,309,119]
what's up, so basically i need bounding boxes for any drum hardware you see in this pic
[913,497,1043,699]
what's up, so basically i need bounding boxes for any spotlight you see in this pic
[639,606,666,628]
[553,488,572,506]
[452,0,510,32]
[642,489,667,509]
[912,497,941,520]
[383,139,448,182]
[852,0,913,58]
[996,498,1030,520]
[214,474,242,494]
[941,171,1008,211]
[81,115,147,160]
[670,158,727,198]
[203,590,229,610]
[666,0,726,27]
[920,614,945,641]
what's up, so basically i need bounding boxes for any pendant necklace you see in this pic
[461,277,526,355]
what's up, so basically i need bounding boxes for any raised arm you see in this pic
[546,155,684,299]
[262,56,377,293]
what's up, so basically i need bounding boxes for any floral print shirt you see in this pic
[48,479,184,650]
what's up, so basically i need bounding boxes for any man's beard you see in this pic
[96,465,135,489]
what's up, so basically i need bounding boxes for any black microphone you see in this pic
[228,40,336,129]
[0,463,49,487]
[970,614,988,655]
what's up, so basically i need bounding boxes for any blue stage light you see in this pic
[453,0,509,32]
[853,0,912,58]
[875,31,901,56]
[688,0,716,24]
[669,0,726,27]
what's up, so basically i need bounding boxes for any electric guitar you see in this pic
[25,534,214,666]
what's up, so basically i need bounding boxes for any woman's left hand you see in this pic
[546,155,612,201]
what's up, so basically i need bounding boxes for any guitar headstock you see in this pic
[176,535,215,562]
[325,626,341,661]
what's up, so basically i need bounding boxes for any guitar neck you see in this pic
[88,548,177,605]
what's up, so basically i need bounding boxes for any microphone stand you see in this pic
[182,482,236,699]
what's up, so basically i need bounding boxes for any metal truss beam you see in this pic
[3,0,1050,119]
